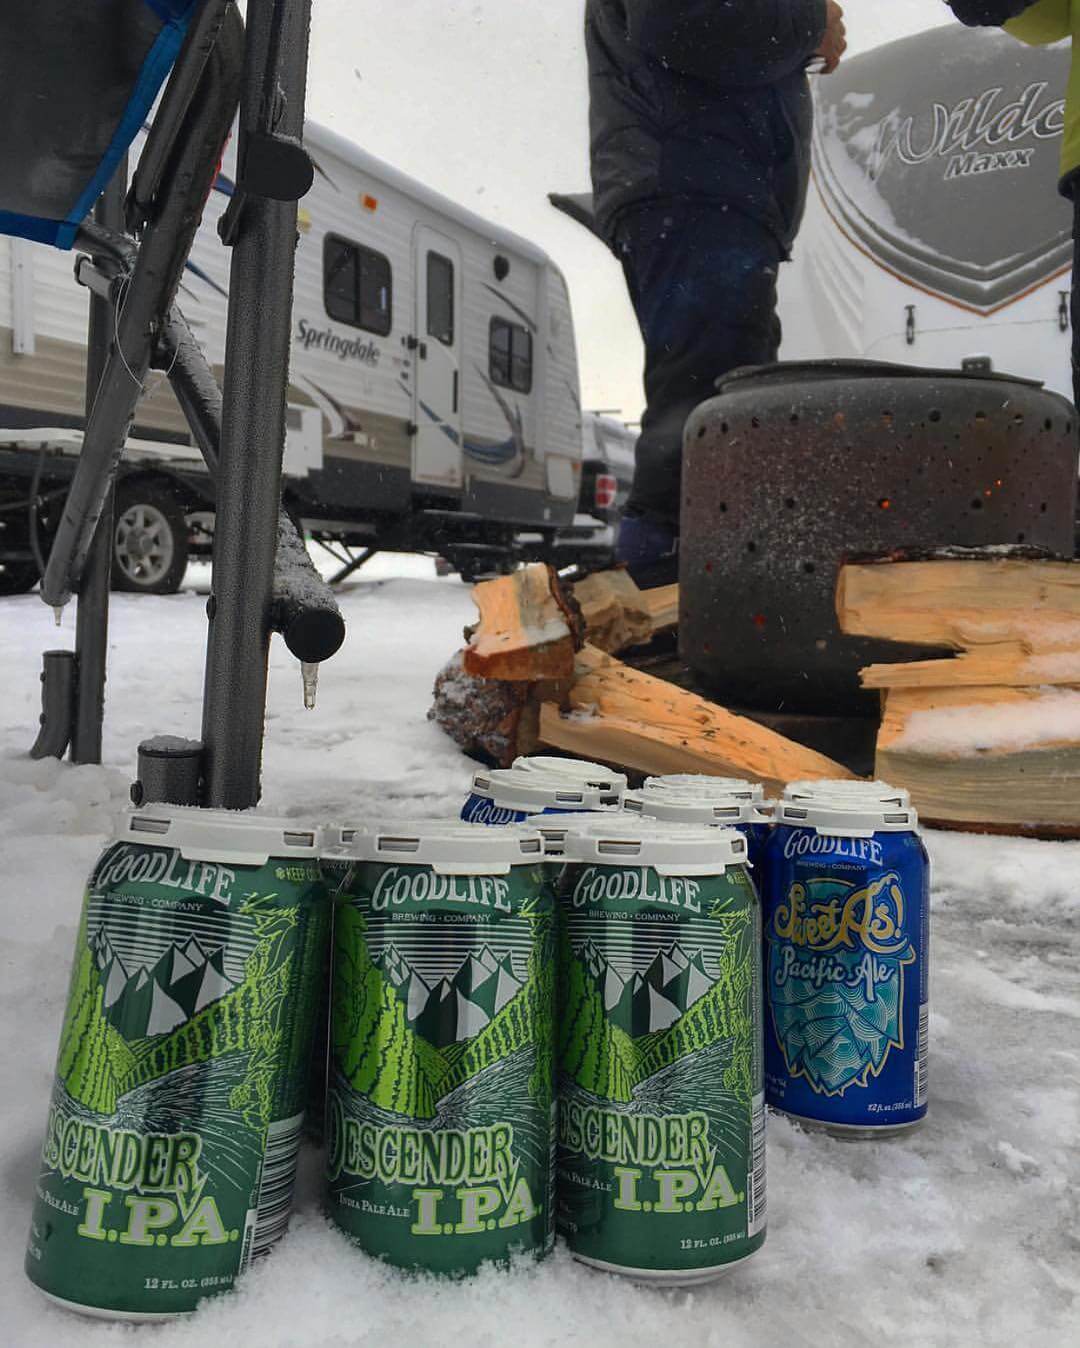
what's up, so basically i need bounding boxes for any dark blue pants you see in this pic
[616,200,784,532]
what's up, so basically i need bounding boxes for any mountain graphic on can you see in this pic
[325,822,556,1275]
[24,809,330,1320]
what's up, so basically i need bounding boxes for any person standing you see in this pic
[586,1,847,580]
[948,2,1080,407]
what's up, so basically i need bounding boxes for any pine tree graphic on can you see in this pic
[556,822,766,1284]
[325,822,556,1275]
[24,810,329,1320]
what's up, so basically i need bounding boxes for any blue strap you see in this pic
[0,211,69,247]
[55,5,196,249]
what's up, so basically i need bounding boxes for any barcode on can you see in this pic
[251,1111,305,1259]
[747,1092,767,1238]
[915,1004,929,1108]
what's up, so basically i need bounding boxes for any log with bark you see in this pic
[435,566,855,790]
[429,653,539,767]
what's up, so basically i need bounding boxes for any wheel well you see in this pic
[115,469,208,514]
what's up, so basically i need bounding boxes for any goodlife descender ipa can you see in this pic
[557,820,766,1284]
[622,789,773,871]
[326,822,556,1275]
[763,792,930,1137]
[25,809,329,1320]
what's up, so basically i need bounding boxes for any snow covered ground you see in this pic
[1,563,1078,1347]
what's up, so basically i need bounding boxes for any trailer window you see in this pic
[323,235,392,336]
[490,318,533,394]
[426,252,455,346]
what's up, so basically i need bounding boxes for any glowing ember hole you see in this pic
[752,613,767,630]
[878,498,892,510]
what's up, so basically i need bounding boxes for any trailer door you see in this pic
[412,227,464,490]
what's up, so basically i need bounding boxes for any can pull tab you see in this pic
[301,661,319,711]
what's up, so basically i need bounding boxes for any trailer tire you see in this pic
[0,560,39,596]
[113,480,189,595]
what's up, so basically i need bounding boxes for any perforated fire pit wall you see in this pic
[680,361,1078,715]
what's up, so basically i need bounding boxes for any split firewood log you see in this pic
[538,646,852,794]
[463,564,584,682]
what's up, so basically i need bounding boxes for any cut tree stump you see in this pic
[463,563,584,682]
[538,646,853,794]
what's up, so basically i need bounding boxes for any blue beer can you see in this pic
[763,794,930,1137]
[622,790,773,872]
[513,756,629,796]
[462,767,623,826]
[784,779,911,808]
[644,775,765,804]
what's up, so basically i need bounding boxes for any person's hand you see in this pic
[815,1,847,74]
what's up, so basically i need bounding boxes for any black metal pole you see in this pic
[70,160,127,765]
[200,0,314,808]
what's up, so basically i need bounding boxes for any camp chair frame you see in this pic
[31,0,343,808]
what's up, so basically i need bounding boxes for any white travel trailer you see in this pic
[0,123,584,592]
[779,25,1074,398]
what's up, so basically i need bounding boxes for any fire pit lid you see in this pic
[716,359,1043,394]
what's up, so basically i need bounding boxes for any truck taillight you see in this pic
[594,474,617,510]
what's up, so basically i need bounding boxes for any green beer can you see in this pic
[25,808,330,1320]
[326,821,555,1275]
[557,820,766,1284]
[303,827,356,1145]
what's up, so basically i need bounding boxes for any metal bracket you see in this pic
[73,255,118,302]
[218,132,314,246]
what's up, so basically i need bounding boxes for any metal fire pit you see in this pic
[680,360,1078,715]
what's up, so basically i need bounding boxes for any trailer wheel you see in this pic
[113,481,189,595]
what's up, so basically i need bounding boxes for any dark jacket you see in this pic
[946,1,1038,25]
[586,0,827,250]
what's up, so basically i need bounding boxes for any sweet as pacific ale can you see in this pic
[557,821,766,1283]
[25,808,329,1320]
[763,793,930,1137]
[326,822,556,1275]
